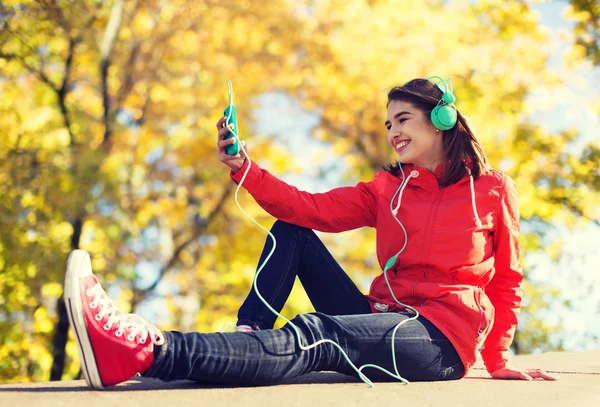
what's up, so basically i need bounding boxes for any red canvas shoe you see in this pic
[64,250,165,389]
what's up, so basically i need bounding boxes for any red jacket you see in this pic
[231,159,523,375]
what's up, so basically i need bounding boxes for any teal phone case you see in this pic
[223,105,240,155]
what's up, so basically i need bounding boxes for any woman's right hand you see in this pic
[216,116,247,173]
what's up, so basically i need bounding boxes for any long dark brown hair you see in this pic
[384,78,488,187]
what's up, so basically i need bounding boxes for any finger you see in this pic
[510,369,533,381]
[220,153,242,161]
[491,368,531,381]
[216,116,227,130]
[218,138,237,148]
[528,369,558,381]
[217,123,235,140]
[217,124,229,139]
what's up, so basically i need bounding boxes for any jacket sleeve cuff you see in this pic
[229,158,253,184]
[480,348,511,373]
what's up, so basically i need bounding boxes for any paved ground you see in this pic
[1,350,599,406]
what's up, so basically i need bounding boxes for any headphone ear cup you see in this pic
[430,104,457,130]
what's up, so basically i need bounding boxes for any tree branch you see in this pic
[551,197,600,227]
[114,41,140,112]
[0,37,77,146]
[58,37,77,146]
[143,185,235,294]
[319,115,384,170]
[0,51,58,92]
[2,2,80,146]
[100,0,124,149]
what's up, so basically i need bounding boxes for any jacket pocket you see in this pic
[474,289,487,342]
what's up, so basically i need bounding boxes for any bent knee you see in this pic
[272,220,311,234]
[284,313,329,336]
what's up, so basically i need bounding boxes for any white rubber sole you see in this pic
[64,250,105,389]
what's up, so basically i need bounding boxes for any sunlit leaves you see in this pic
[565,0,600,66]
[0,0,598,383]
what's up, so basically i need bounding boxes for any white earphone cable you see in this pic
[224,81,420,387]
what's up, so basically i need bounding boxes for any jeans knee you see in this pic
[272,220,309,235]
[285,313,329,341]
[433,361,465,381]
[286,313,313,332]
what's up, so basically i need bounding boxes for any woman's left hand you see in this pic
[490,365,558,381]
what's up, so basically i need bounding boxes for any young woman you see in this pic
[64,78,557,389]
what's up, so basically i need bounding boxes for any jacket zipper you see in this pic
[420,188,442,265]
[413,188,442,299]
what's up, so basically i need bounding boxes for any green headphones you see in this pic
[427,76,457,131]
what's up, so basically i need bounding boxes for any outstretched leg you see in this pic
[237,220,371,330]
[65,250,463,389]
[146,312,464,385]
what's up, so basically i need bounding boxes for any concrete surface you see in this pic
[1,350,599,406]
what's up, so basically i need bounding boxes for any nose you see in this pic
[389,128,402,140]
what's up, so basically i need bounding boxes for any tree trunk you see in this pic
[49,217,83,381]
[49,296,69,381]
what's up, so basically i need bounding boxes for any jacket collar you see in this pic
[397,160,474,190]
[392,160,483,227]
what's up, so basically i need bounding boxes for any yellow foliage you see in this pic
[49,222,74,243]
[0,0,598,384]
[41,282,63,299]
[34,307,54,334]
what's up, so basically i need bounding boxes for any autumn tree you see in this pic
[0,0,598,382]
[0,0,314,382]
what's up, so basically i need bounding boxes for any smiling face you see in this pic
[385,100,448,172]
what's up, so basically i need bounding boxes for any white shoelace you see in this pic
[87,284,165,346]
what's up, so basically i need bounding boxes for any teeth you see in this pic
[395,140,410,149]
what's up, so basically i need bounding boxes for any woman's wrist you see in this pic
[229,157,246,173]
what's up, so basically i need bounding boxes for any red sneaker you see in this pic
[64,250,165,389]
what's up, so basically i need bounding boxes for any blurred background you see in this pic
[0,0,598,383]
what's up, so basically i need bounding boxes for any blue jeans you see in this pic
[145,313,464,383]
[237,221,372,329]
[144,221,464,383]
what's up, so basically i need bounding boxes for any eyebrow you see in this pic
[384,111,412,127]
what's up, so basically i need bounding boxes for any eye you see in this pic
[386,125,391,131]
[399,118,407,124]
